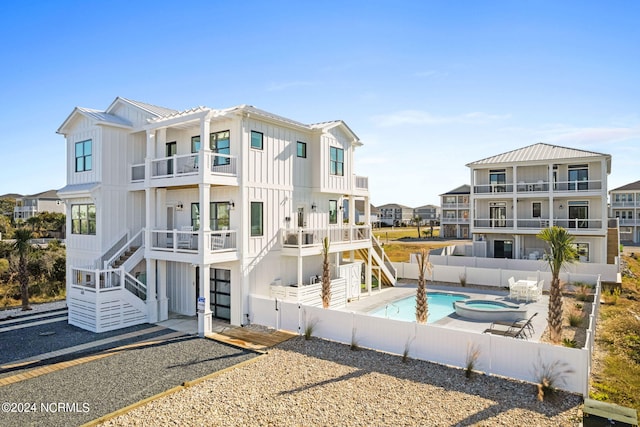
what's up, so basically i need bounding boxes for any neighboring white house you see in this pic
[56,97,395,334]
[440,185,470,239]
[413,204,440,225]
[13,189,66,221]
[609,179,640,244]
[467,143,614,264]
[378,203,414,226]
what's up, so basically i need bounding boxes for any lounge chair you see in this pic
[484,312,538,339]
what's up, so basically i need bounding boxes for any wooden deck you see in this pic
[207,327,296,351]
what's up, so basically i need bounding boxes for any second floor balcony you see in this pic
[130,152,238,187]
[473,179,604,196]
[147,228,238,262]
[474,217,604,231]
[281,225,371,255]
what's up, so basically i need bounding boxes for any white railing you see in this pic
[130,163,145,182]
[474,218,515,228]
[149,228,238,254]
[97,232,129,269]
[553,180,602,192]
[442,203,469,209]
[617,218,640,226]
[209,230,237,252]
[354,175,369,190]
[553,219,603,230]
[132,152,239,183]
[371,234,397,279]
[104,229,144,269]
[473,184,514,194]
[281,226,370,248]
[610,201,640,208]
[207,152,237,175]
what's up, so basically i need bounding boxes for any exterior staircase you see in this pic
[67,229,149,333]
[356,235,397,287]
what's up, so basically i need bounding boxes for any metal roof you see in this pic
[57,182,100,197]
[440,184,470,196]
[119,98,178,117]
[377,203,413,210]
[77,108,133,127]
[466,143,610,167]
[610,180,640,192]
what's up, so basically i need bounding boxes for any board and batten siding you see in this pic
[315,127,352,194]
[166,261,196,316]
[67,117,100,186]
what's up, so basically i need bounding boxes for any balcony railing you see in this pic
[354,175,369,190]
[615,218,640,226]
[474,219,515,228]
[475,218,602,230]
[611,201,640,208]
[148,229,238,254]
[281,226,370,248]
[130,152,237,183]
[473,184,514,194]
[442,203,469,209]
[553,219,603,229]
[473,180,603,195]
[441,217,469,224]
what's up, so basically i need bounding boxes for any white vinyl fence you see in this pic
[251,277,602,396]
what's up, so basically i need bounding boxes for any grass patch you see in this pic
[590,255,640,413]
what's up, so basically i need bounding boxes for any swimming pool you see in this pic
[369,292,469,323]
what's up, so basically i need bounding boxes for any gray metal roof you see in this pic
[610,180,640,192]
[440,184,470,196]
[119,98,178,117]
[77,108,133,127]
[466,143,610,167]
[377,203,413,210]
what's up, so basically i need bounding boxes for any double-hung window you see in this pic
[330,147,344,176]
[71,204,96,235]
[75,140,92,172]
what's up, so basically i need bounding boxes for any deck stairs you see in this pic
[356,235,397,287]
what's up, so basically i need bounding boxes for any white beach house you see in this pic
[467,143,616,264]
[57,97,395,334]
[609,180,640,244]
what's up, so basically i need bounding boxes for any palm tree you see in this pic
[321,237,331,309]
[415,248,432,324]
[413,215,422,238]
[537,226,577,343]
[13,228,33,311]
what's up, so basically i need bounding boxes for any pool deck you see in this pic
[344,281,548,342]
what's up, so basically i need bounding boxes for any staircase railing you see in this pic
[104,229,144,269]
[96,232,129,269]
[124,271,147,300]
[371,235,397,280]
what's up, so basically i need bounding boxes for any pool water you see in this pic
[464,301,508,310]
[369,292,468,323]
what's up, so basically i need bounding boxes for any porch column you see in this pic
[146,258,158,322]
[198,264,212,336]
[199,184,211,256]
[297,254,303,287]
[144,188,156,257]
[513,166,518,231]
[157,260,168,321]
[199,115,211,181]
[364,197,371,226]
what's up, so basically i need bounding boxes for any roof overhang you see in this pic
[57,182,100,199]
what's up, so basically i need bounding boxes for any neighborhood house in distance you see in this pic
[56,97,395,334]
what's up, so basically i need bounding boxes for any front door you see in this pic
[210,268,231,321]
[494,240,513,258]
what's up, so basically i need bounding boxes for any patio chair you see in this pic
[211,234,226,250]
[177,226,194,249]
[528,280,544,301]
[483,313,538,339]
[488,312,538,338]
[508,276,518,299]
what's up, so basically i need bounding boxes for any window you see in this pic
[330,146,344,176]
[251,131,263,150]
[574,243,589,262]
[568,165,588,190]
[568,201,589,228]
[75,140,92,172]
[250,202,263,236]
[191,203,200,230]
[71,204,96,235]
[489,169,506,192]
[532,202,541,218]
[210,130,230,165]
[329,200,338,224]
[191,136,200,153]
[297,141,307,158]
[489,202,507,227]
[191,202,231,231]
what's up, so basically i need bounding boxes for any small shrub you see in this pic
[574,302,583,310]
[562,338,578,348]
[304,317,318,340]
[575,283,592,302]
[459,272,467,287]
[568,310,584,327]
[533,355,575,401]
[604,288,621,305]
[402,336,414,363]
[465,343,480,379]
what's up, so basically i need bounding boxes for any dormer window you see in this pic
[75,140,92,172]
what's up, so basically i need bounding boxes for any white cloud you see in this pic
[372,110,510,127]
[542,126,640,145]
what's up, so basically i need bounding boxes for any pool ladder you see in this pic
[384,303,400,318]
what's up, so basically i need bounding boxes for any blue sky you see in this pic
[0,1,638,206]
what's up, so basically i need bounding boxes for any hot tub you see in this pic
[453,299,528,322]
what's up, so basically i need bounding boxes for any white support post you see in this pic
[157,260,168,321]
[198,264,212,336]
[146,258,158,322]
